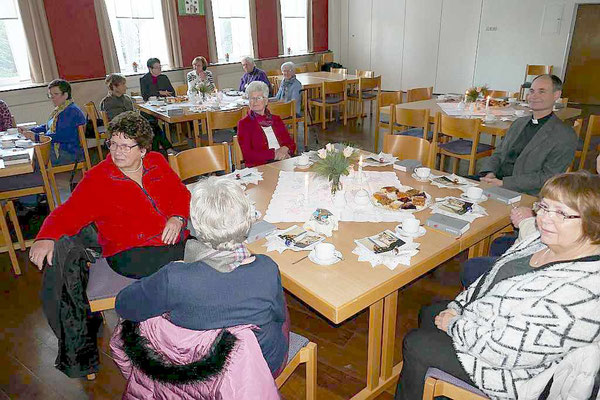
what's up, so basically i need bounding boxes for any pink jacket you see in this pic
[110,317,281,400]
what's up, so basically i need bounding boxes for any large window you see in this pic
[104,0,170,74]
[211,0,253,63]
[0,0,30,86]
[280,0,307,55]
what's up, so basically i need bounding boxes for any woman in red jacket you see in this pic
[29,111,191,278]
[237,81,296,167]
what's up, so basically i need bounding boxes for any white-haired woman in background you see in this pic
[274,61,302,116]
[116,177,290,376]
[237,81,296,167]
[239,56,271,92]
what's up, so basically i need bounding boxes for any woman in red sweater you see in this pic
[237,81,296,167]
[29,111,190,278]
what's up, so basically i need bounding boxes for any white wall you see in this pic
[329,0,596,93]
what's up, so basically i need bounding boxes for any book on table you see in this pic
[393,159,422,173]
[483,186,521,204]
[1,152,30,166]
[425,213,470,236]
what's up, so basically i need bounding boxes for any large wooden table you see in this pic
[245,156,535,399]
[0,148,35,178]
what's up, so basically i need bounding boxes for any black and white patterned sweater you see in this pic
[447,233,600,399]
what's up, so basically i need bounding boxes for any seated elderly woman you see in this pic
[239,56,271,93]
[115,177,290,376]
[140,57,175,101]
[237,81,296,167]
[395,171,600,400]
[187,55,215,95]
[29,111,190,278]
[20,79,86,165]
[274,62,302,116]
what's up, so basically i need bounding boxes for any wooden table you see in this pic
[246,156,535,399]
[0,148,35,178]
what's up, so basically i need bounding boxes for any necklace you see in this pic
[532,248,551,266]
[119,160,143,174]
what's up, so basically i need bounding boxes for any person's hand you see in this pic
[510,206,534,226]
[22,130,35,140]
[162,217,184,245]
[274,146,290,161]
[596,154,600,175]
[17,126,26,134]
[434,308,458,333]
[481,174,502,186]
[29,240,55,269]
[159,90,173,97]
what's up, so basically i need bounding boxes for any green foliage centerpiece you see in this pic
[191,81,212,101]
[465,85,489,102]
[312,143,359,195]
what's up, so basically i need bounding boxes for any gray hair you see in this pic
[281,62,295,72]
[189,177,253,250]
[245,80,269,98]
[241,56,254,65]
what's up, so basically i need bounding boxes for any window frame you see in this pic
[0,0,32,87]
[210,0,255,64]
[279,0,309,56]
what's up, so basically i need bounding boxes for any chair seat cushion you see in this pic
[0,171,43,191]
[439,139,494,155]
[288,332,310,362]
[425,368,487,397]
[311,96,342,104]
[394,128,433,140]
[86,258,136,302]
[348,91,377,100]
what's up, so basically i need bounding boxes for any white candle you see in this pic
[464,90,468,103]
[485,95,490,111]
[358,155,363,183]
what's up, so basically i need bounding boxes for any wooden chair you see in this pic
[304,62,319,72]
[348,76,381,121]
[330,68,348,75]
[168,142,231,180]
[407,86,433,102]
[295,65,308,74]
[355,69,374,78]
[423,368,488,400]
[232,135,244,170]
[269,100,298,145]
[267,69,282,77]
[432,113,493,175]
[268,76,281,95]
[519,64,553,99]
[48,125,92,205]
[275,332,318,400]
[320,52,334,68]
[309,80,348,130]
[383,134,432,168]
[375,90,404,151]
[0,200,24,275]
[568,118,584,172]
[200,108,246,147]
[0,135,56,212]
[487,90,517,98]
[84,102,108,162]
[390,107,431,141]
[175,84,188,96]
[577,114,600,171]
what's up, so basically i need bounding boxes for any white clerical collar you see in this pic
[532,118,538,124]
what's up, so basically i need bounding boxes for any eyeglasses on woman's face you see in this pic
[533,201,581,222]
[249,95,266,103]
[106,140,139,154]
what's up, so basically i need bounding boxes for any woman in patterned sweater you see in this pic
[395,171,600,400]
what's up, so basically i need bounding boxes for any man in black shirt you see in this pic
[479,74,576,195]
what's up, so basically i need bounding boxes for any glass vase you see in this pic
[330,176,342,196]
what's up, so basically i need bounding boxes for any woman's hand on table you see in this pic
[21,130,35,140]
[29,239,55,269]
[435,308,457,333]
[162,216,184,245]
[159,90,173,97]
[510,206,534,227]
[480,173,502,187]
[274,146,290,161]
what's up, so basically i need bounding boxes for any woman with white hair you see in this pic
[239,56,271,92]
[237,81,296,167]
[274,62,302,116]
[115,177,290,376]
[186,56,215,95]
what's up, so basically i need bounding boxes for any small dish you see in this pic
[395,225,426,238]
[308,249,342,266]
[460,193,488,203]
[411,173,430,182]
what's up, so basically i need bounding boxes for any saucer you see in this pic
[395,225,426,238]
[294,161,312,168]
[460,193,488,203]
[308,249,342,266]
[411,173,430,182]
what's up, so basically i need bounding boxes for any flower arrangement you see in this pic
[312,143,359,195]
[191,81,212,99]
[465,85,488,102]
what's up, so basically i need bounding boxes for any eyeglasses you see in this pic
[249,96,266,102]
[106,140,139,154]
[533,202,581,222]
[47,92,63,99]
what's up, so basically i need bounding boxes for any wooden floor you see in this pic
[0,111,466,399]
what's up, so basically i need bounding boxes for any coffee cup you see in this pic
[515,109,526,117]
[415,167,431,179]
[402,218,420,234]
[297,154,309,166]
[315,242,335,261]
[149,96,157,101]
[466,187,483,200]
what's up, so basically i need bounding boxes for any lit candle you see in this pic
[304,174,309,204]
[464,90,468,103]
[485,95,490,111]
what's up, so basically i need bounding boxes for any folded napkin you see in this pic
[362,152,398,167]
[225,168,263,186]
[430,196,488,222]
[352,241,420,270]
[263,225,323,254]
[428,173,478,189]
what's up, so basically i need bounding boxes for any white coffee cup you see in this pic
[515,109,526,117]
[297,154,309,166]
[466,187,483,200]
[402,218,420,234]
[7,128,18,134]
[415,167,431,179]
[315,242,335,261]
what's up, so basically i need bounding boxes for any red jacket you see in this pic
[36,152,190,257]
[237,112,297,167]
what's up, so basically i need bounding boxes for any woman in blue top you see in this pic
[274,62,303,116]
[20,79,86,165]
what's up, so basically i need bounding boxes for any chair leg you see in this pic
[49,171,62,206]
[0,204,21,275]
[452,158,460,174]
[321,105,326,130]
[343,102,347,126]
[468,158,476,175]
[422,377,436,400]
[440,154,446,172]
[6,201,25,251]
[305,343,317,400]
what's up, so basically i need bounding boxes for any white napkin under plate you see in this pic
[264,225,324,254]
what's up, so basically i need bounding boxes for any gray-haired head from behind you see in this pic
[245,80,269,98]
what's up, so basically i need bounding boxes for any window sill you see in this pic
[0,81,44,93]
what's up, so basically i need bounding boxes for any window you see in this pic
[211,0,253,63]
[0,0,31,86]
[104,0,170,74]
[280,0,307,55]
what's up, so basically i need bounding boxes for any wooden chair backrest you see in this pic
[84,101,99,120]
[437,113,481,141]
[322,80,346,96]
[304,62,319,72]
[383,135,431,167]
[267,69,282,77]
[35,135,56,210]
[356,69,374,78]
[168,143,231,181]
[77,125,93,169]
[573,118,583,138]
[393,107,430,130]
[359,76,381,91]
[488,90,510,98]
[379,91,403,107]
[579,115,600,170]
[206,108,246,131]
[269,100,297,143]
[175,85,188,96]
[407,86,433,102]
[99,110,110,128]
[330,68,347,74]
[525,64,553,76]
[295,65,308,74]
[233,135,244,170]
[268,76,281,94]
[320,52,334,65]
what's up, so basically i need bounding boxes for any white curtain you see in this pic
[17,0,58,83]
[161,0,183,68]
[93,0,120,74]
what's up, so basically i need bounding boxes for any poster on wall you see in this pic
[178,0,204,15]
